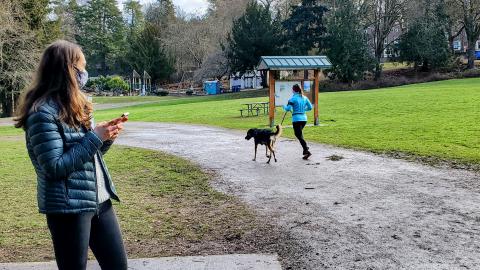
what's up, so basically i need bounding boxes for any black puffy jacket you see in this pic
[25,99,119,214]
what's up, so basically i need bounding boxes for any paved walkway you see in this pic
[0,254,281,270]
[116,122,480,269]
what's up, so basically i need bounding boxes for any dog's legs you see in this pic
[253,144,258,161]
[267,144,273,164]
[268,142,277,163]
[265,145,270,158]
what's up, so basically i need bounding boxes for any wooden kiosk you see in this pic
[257,56,332,127]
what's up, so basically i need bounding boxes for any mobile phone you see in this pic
[121,112,130,118]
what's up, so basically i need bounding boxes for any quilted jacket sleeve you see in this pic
[100,140,114,155]
[26,111,103,181]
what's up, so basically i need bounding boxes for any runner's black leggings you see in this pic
[293,121,309,152]
[46,200,127,270]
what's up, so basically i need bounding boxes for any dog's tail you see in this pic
[274,125,283,138]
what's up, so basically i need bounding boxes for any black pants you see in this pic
[293,121,309,153]
[46,200,128,270]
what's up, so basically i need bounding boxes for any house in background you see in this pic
[453,31,480,59]
[366,22,403,62]
[229,71,263,91]
[376,23,480,62]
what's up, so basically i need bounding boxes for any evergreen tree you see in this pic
[399,1,451,71]
[124,0,144,36]
[125,24,174,84]
[282,0,328,54]
[225,1,283,74]
[75,0,126,76]
[145,0,175,32]
[324,0,374,83]
[49,0,79,41]
[21,0,62,45]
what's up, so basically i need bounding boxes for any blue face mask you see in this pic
[76,68,89,89]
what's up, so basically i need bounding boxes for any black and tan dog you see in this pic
[245,125,283,163]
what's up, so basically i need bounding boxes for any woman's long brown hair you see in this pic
[14,40,92,130]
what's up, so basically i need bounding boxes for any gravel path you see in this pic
[0,255,281,270]
[116,122,480,270]
[0,117,13,127]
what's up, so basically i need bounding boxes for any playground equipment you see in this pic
[130,70,152,96]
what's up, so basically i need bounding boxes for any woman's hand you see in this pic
[94,116,128,141]
[94,122,120,141]
[109,123,124,140]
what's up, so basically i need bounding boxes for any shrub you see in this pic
[186,90,194,96]
[461,69,480,78]
[157,91,169,96]
[86,75,129,95]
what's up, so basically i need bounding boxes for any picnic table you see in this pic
[240,102,269,117]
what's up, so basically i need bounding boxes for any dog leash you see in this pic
[280,111,290,126]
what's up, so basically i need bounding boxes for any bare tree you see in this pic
[163,0,250,82]
[193,50,230,82]
[450,0,480,69]
[0,0,39,116]
[364,0,406,79]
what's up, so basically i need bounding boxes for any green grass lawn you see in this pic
[0,126,267,262]
[95,78,480,165]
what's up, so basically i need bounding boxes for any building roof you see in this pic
[132,70,141,78]
[143,71,151,79]
[257,56,332,70]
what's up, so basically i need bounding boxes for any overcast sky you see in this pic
[137,0,210,15]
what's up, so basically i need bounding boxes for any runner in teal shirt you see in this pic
[283,84,313,159]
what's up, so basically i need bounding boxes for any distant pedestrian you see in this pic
[283,84,313,159]
[14,40,128,270]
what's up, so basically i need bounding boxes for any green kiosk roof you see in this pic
[257,56,332,70]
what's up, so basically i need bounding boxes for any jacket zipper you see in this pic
[93,152,100,216]
[58,121,70,205]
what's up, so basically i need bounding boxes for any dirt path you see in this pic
[88,122,480,268]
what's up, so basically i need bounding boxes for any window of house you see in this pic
[453,40,462,51]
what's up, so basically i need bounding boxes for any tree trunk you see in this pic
[374,58,382,81]
[467,39,477,69]
[374,44,383,80]
[1,91,14,117]
[421,59,429,72]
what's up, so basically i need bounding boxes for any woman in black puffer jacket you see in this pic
[15,40,128,270]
